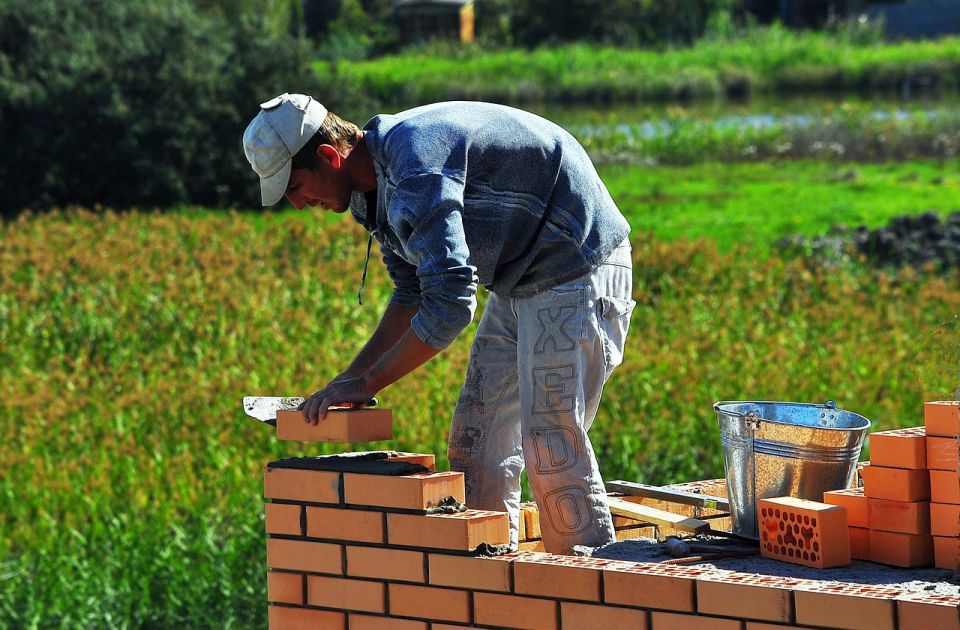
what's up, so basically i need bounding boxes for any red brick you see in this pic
[925,401,960,437]
[266,538,342,574]
[823,487,868,528]
[794,583,901,630]
[934,535,959,569]
[931,503,960,536]
[897,593,960,630]
[861,464,930,502]
[869,426,927,469]
[343,471,465,510]
[266,572,303,605]
[388,584,471,624]
[561,601,649,629]
[849,526,870,560]
[758,497,850,569]
[387,510,509,550]
[345,546,425,583]
[868,529,934,568]
[265,503,304,536]
[649,611,743,630]
[275,408,392,442]
[348,615,427,630]
[473,592,558,630]
[931,470,960,504]
[306,506,384,543]
[264,466,340,504]
[268,605,345,629]
[603,562,707,612]
[428,553,513,592]
[867,498,930,534]
[306,575,385,613]
[696,573,802,623]
[744,624,816,630]
[514,553,614,601]
[928,436,960,471]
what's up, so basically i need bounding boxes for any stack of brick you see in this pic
[925,401,960,570]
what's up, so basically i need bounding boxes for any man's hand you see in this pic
[298,375,377,425]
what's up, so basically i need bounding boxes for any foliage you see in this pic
[1,203,958,624]
[0,0,317,216]
[319,25,960,107]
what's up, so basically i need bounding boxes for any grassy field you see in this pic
[2,160,959,626]
[321,26,960,108]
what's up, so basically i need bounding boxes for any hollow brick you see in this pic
[306,575,385,613]
[387,584,471,624]
[931,503,960,537]
[275,408,392,443]
[758,497,850,569]
[513,553,616,601]
[897,593,960,630]
[345,546,425,583]
[868,426,926,469]
[267,605,345,630]
[305,506,384,543]
[823,487,868,528]
[473,592,558,630]
[868,529,934,568]
[387,510,509,551]
[860,464,930,502]
[603,562,708,612]
[561,601,649,629]
[264,467,341,504]
[696,573,802,623]
[925,401,960,437]
[343,470,465,510]
[794,583,901,630]
[867,498,930,535]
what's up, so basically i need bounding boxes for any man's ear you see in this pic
[316,144,342,169]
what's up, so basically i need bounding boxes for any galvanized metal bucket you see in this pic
[714,400,871,539]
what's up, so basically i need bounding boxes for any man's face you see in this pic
[284,164,351,213]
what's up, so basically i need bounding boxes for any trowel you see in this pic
[242,396,378,426]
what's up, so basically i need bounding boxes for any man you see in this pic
[243,93,635,554]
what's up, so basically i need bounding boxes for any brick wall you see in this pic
[262,450,959,629]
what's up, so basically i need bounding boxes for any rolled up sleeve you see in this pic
[391,173,478,350]
[382,245,422,308]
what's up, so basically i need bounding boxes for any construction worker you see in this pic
[243,94,635,554]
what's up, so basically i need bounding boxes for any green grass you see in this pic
[320,25,960,108]
[603,159,960,248]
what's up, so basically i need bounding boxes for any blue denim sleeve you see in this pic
[381,245,422,308]
[390,172,479,350]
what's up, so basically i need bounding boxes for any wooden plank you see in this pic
[606,481,730,511]
[606,497,711,535]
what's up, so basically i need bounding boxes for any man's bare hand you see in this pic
[297,376,377,425]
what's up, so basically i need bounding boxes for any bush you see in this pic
[0,0,318,215]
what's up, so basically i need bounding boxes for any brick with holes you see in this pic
[925,401,960,437]
[869,426,927,469]
[757,496,851,568]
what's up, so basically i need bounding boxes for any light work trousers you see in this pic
[448,239,635,554]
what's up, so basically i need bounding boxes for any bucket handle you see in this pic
[714,400,838,429]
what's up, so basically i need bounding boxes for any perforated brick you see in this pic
[868,426,926,469]
[867,498,930,535]
[927,436,959,471]
[758,497,850,568]
[697,573,807,623]
[343,470,465,510]
[473,592,558,630]
[925,401,960,437]
[823,487,868,528]
[794,582,902,630]
[275,408,392,442]
[387,509,509,550]
[897,592,960,630]
[860,464,930,502]
[514,553,619,602]
[868,529,934,568]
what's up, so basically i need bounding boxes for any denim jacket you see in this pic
[349,101,630,350]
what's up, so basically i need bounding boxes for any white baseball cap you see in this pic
[243,93,328,206]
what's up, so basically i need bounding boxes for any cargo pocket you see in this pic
[597,296,636,379]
